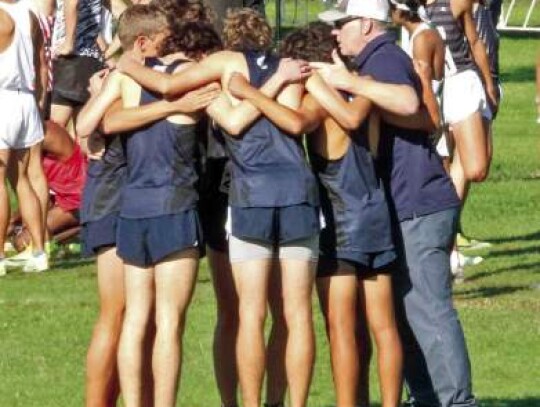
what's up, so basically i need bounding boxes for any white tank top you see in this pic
[404,22,443,94]
[0,1,35,91]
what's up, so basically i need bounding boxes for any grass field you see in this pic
[1,8,540,407]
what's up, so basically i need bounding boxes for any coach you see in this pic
[316,1,477,407]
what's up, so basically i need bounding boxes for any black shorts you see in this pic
[317,249,397,279]
[199,158,229,252]
[52,55,103,106]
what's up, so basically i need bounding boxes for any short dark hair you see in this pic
[117,4,169,50]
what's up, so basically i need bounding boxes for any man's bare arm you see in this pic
[77,71,122,138]
[117,51,231,98]
[101,84,221,134]
[227,73,322,135]
[306,72,372,131]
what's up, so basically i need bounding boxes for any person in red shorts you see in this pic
[9,121,87,253]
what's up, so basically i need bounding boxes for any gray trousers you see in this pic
[393,208,478,407]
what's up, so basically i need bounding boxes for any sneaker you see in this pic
[5,246,34,264]
[0,259,6,277]
[456,233,492,250]
[22,252,49,273]
[450,251,466,284]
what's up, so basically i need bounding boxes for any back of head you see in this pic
[117,4,169,50]
[151,0,216,25]
[161,21,223,60]
[223,8,273,53]
[279,22,334,63]
[388,0,428,21]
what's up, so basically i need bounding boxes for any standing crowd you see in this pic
[0,0,504,407]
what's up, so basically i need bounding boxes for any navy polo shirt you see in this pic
[353,32,460,221]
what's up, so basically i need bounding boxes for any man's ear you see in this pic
[134,36,146,53]
[361,19,374,35]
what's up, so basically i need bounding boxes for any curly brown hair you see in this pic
[222,8,273,52]
[150,0,216,25]
[279,22,334,63]
[160,21,223,60]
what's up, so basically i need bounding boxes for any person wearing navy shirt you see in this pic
[316,1,476,407]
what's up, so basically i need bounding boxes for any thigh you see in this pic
[46,205,79,234]
[154,249,199,317]
[228,234,274,263]
[50,103,74,128]
[280,257,316,309]
[452,111,487,168]
[231,257,273,311]
[316,274,358,321]
[96,247,125,311]
[123,263,154,316]
[360,273,396,331]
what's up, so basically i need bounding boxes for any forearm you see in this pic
[241,86,306,135]
[307,76,369,130]
[64,0,79,46]
[101,100,175,134]
[211,73,288,135]
[471,40,494,89]
[348,79,419,116]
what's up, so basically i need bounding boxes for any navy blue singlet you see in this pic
[81,135,127,224]
[223,51,319,209]
[120,59,199,219]
[310,122,394,260]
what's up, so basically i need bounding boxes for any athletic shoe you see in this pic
[6,246,33,263]
[22,252,49,273]
[0,259,6,277]
[456,233,492,250]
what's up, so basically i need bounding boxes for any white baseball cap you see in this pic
[319,0,391,24]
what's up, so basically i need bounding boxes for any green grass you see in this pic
[1,22,540,407]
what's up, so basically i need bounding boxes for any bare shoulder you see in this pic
[0,11,14,36]
[451,0,474,17]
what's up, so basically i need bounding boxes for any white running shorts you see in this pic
[0,89,44,150]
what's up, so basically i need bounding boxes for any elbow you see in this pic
[222,120,244,137]
[403,94,420,116]
[287,119,307,136]
[340,115,362,131]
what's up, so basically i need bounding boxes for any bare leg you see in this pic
[451,111,489,192]
[0,149,12,258]
[356,287,372,407]
[28,142,48,239]
[153,249,199,407]
[46,205,79,237]
[317,274,359,407]
[86,247,124,407]
[266,262,288,406]
[280,258,316,407]
[11,148,44,252]
[118,264,154,407]
[208,247,239,407]
[361,273,403,407]
[232,258,272,407]
[50,103,74,129]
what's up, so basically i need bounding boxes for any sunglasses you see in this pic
[334,17,362,29]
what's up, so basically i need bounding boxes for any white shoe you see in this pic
[6,246,33,264]
[0,259,6,277]
[22,252,49,273]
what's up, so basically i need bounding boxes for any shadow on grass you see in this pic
[500,65,536,83]
[467,261,540,282]
[481,398,540,407]
[485,245,540,258]
[488,230,540,244]
[454,284,529,299]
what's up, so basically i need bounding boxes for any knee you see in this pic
[284,301,312,331]
[239,302,267,329]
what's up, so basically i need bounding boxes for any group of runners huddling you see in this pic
[0,0,501,406]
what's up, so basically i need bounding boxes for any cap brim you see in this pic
[318,9,349,23]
